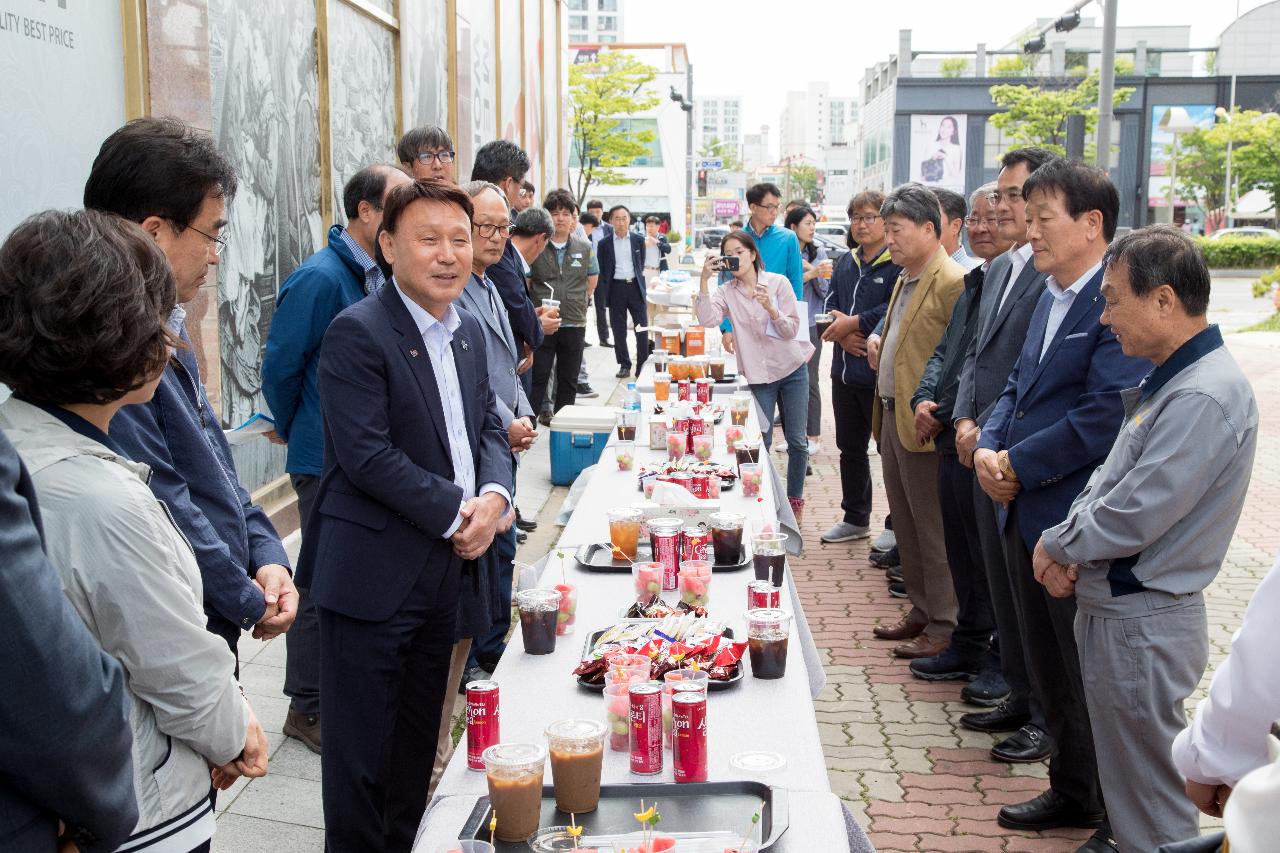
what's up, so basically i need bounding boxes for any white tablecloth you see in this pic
[416,382,857,852]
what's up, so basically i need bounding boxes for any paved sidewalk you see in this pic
[793,328,1280,852]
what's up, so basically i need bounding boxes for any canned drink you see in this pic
[649,518,682,591]
[747,580,781,610]
[629,682,663,775]
[676,379,691,402]
[681,524,711,562]
[695,377,712,404]
[465,680,500,770]
[672,416,691,437]
[690,472,712,500]
[666,471,693,495]
[686,417,706,454]
[672,691,708,783]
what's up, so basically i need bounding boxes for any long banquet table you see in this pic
[414,363,866,852]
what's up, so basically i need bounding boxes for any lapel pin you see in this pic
[409,348,419,357]
[460,340,470,351]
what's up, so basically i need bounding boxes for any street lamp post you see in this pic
[1095,0,1118,170]
[669,71,694,253]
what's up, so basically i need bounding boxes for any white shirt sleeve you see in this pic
[1172,553,1280,787]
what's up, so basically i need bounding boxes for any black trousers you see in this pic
[318,561,461,852]
[1003,503,1103,814]
[284,474,321,715]
[936,453,996,663]
[594,281,611,343]
[608,279,649,369]
[973,476,1041,724]
[531,326,586,415]
[830,380,875,527]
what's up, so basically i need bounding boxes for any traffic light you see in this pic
[697,169,707,197]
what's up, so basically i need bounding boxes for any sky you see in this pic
[623,0,1270,148]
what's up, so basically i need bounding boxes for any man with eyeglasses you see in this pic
[720,182,804,355]
[932,187,981,271]
[398,126,456,183]
[84,118,299,661]
[261,163,411,752]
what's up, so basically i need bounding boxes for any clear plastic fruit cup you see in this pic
[666,430,687,461]
[604,683,631,752]
[739,462,763,497]
[614,440,635,471]
[724,424,744,452]
[692,432,713,462]
[554,583,577,636]
[631,561,665,604]
[678,560,713,608]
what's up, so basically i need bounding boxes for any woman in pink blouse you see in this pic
[696,230,815,512]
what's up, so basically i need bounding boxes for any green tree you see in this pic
[1232,111,1280,226]
[785,164,818,203]
[990,55,1036,77]
[698,136,742,172]
[939,57,970,78]
[1169,125,1228,213]
[568,51,660,207]
[988,71,1135,157]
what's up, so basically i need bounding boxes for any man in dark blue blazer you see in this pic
[975,160,1149,850]
[0,430,138,853]
[295,180,513,853]
[597,204,650,376]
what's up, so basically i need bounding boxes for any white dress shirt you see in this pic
[394,282,511,537]
[996,241,1035,314]
[1039,261,1100,361]
[612,232,636,280]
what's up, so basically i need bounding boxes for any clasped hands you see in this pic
[1032,537,1078,599]
[819,310,867,357]
[508,416,537,453]
[251,563,297,640]
[974,448,1021,505]
[210,705,270,790]
[451,491,509,560]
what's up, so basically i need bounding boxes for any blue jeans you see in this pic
[749,363,809,499]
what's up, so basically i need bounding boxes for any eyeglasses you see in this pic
[987,189,1024,204]
[186,223,228,256]
[415,150,456,165]
[753,202,780,212]
[851,214,882,225]
[964,216,999,228]
[474,222,515,239]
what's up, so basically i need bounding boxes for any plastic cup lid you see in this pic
[481,741,547,769]
[544,718,607,746]
[730,750,787,773]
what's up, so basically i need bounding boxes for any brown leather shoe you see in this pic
[893,634,949,659]
[284,707,322,754]
[872,613,927,641]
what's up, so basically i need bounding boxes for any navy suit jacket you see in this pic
[978,266,1150,550]
[487,240,544,353]
[597,231,648,295]
[0,431,137,852]
[295,284,513,623]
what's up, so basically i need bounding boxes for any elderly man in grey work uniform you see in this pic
[1034,225,1258,853]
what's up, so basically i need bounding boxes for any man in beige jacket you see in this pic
[867,183,966,658]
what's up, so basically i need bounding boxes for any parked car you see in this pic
[701,226,730,249]
[814,232,850,262]
[815,221,849,242]
[1209,226,1280,240]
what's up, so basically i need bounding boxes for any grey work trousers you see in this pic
[880,417,957,641]
[1076,602,1208,853]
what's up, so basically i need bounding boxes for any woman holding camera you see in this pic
[696,229,814,516]
[0,209,267,853]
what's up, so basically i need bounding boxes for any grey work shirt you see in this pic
[876,275,920,401]
[1041,326,1258,617]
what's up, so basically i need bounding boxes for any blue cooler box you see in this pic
[549,405,616,486]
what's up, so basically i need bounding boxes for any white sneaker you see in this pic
[821,521,870,544]
[774,442,788,455]
[871,528,896,552]
[808,439,822,455]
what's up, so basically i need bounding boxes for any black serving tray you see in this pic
[575,541,752,574]
[458,781,788,851]
[576,628,742,692]
[712,371,739,384]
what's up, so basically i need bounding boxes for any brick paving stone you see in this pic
[915,834,1007,852]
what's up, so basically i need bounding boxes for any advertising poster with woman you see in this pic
[910,114,966,192]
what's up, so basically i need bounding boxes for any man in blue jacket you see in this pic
[0,431,137,853]
[975,160,1149,851]
[819,191,900,544]
[84,117,297,660]
[261,163,410,753]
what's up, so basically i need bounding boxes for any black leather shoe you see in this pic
[515,510,537,532]
[870,546,899,569]
[885,565,904,583]
[991,724,1052,763]
[1076,829,1119,852]
[996,790,1104,832]
[887,581,907,598]
[516,530,528,544]
[616,366,631,378]
[959,700,1029,733]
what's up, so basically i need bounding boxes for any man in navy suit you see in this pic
[295,180,513,853]
[596,204,650,377]
[975,160,1149,852]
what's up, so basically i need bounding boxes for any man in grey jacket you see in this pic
[1036,226,1258,853]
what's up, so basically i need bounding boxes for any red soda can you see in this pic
[677,379,691,401]
[672,416,691,438]
[747,580,781,610]
[686,416,705,454]
[666,471,693,495]
[629,682,663,775]
[690,472,712,500]
[672,690,708,783]
[465,680,500,770]
[681,524,711,562]
[649,520,682,591]
[695,377,712,404]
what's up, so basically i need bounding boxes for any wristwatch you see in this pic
[997,450,1019,482]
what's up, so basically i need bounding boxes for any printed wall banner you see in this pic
[909,114,966,192]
